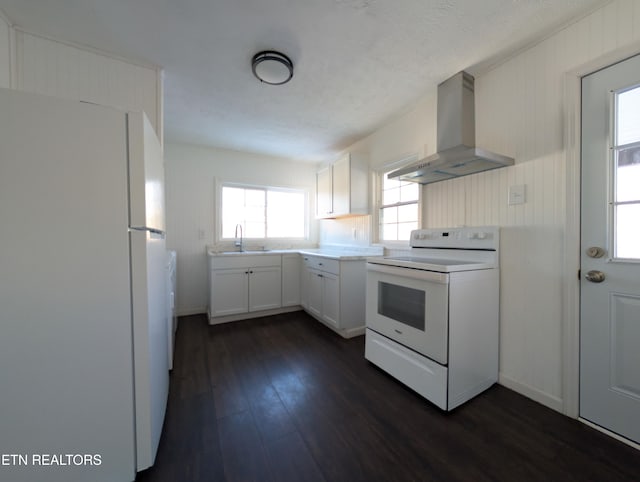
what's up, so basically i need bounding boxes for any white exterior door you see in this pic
[580,54,640,445]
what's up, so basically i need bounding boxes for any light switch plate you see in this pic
[508,184,526,205]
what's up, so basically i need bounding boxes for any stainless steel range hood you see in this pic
[389,71,514,184]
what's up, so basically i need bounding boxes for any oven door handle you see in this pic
[366,263,449,284]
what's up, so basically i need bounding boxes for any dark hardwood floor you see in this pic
[137,311,640,482]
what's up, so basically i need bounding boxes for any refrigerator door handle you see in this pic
[130,227,165,238]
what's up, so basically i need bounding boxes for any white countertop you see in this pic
[207,246,383,261]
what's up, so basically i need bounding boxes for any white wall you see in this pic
[327,0,640,411]
[164,142,318,316]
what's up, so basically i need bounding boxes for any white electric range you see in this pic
[365,226,500,411]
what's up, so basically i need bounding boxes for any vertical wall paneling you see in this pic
[0,12,10,88]
[14,30,162,140]
[325,0,640,413]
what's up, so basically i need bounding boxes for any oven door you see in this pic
[366,262,449,365]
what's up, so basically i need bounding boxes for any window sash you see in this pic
[221,184,306,240]
[377,162,420,243]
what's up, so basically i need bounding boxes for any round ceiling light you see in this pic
[251,51,294,85]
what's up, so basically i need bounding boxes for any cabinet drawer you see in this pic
[365,329,447,410]
[302,255,339,275]
[211,254,281,270]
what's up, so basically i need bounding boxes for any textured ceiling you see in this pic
[0,0,606,162]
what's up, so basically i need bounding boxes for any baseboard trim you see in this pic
[579,418,640,451]
[208,306,302,325]
[177,307,208,317]
[499,373,563,413]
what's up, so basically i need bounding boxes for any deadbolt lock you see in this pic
[586,246,606,258]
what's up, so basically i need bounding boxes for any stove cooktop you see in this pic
[368,256,496,273]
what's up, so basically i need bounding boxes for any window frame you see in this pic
[373,154,422,247]
[216,180,309,243]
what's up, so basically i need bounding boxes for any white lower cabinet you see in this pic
[210,268,249,317]
[249,266,282,312]
[306,269,339,328]
[209,255,282,321]
[208,251,366,336]
[301,254,365,337]
[281,253,301,307]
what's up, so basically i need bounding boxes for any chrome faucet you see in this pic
[234,224,243,252]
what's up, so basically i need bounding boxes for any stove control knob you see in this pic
[477,232,487,240]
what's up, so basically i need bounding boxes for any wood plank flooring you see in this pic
[137,312,640,481]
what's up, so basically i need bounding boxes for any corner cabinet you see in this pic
[300,255,366,337]
[316,153,368,218]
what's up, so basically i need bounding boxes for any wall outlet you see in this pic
[508,184,526,205]
[198,228,205,240]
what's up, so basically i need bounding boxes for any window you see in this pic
[378,164,420,242]
[221,184,306,239]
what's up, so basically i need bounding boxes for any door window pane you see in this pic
[613,85,640,259]
[615,204,640,259]
[616,86,640,145]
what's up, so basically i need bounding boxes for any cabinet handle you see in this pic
[318,274,323,278]
[319,262,323,266]
[245,271,249,274]
[249,270,254,274]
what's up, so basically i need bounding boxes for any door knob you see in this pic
[585,270,605,283]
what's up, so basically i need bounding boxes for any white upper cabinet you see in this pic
[316,153,368,218]
[316,165,333,217]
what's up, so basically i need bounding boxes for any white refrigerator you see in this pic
[0,88,169,482]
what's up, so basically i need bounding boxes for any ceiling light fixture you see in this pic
[251,51,294,85]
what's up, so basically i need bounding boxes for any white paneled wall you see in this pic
[0,12,10,88]
[326,0,640,412]
[14,30,162,141]
[319,216,372,247]
[164,143,318,316]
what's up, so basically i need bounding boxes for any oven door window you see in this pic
[378,281,425,330]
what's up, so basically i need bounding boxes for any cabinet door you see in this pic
[316,165,333,217]
[300,264,311,309]
[307,269,323,319]
[282,254,301,306]
[249,266,282,312]
[322,272,340,328]
[211,268,248,316]
[332,155,350,216]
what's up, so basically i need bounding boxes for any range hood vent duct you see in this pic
[388,71,514,184]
